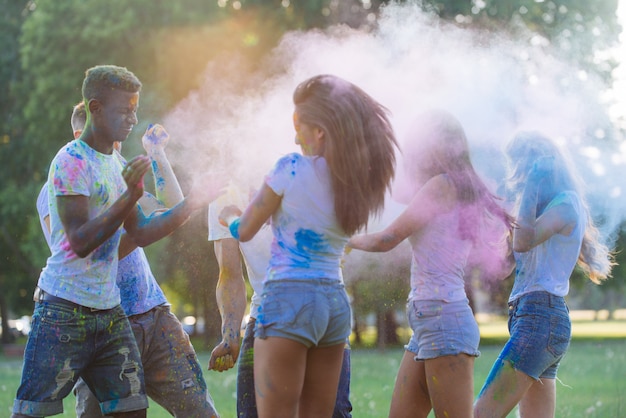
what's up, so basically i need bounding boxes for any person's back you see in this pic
[408,204,472,303]
[208,185,353,417]
[219,74,397,418]
[348,109,512,418]
[509,190,585,300]
[474,131,613,418]
[266,153,348,282]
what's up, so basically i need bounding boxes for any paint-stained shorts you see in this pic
[499,291,571,379]
[12,302,148,417]
[405,299,481,361]
[255,279,351,348]
[75,304,218,417]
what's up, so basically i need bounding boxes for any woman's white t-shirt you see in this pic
[264,153,348,282]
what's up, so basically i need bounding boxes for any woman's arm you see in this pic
[349,174,456,252]
[220,183,281,243]
[513,199,577,252]
[513,158,577,252]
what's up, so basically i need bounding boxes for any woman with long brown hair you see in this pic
[349,109,513,418]
[220,74,398,417]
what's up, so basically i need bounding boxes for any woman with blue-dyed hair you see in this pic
[474,131,614,418]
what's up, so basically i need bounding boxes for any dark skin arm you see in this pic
[122,173,222,248]
[58,155,149,258]
[118,125,185,259]
[61,154,225,258]
[117,204,166,260]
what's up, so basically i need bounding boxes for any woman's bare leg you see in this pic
[518,378,555,418]
[300,343,345,418]
[254,337,307,418]
[389,350,431,418]
[474,359,534,418]
[425,354,474,418]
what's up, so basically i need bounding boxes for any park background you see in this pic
[1,0,626,416]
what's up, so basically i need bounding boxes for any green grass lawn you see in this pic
[2,322,625,417]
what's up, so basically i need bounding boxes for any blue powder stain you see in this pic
[94,182,110,205]
[274,154,299,177]
[93,236,117,261]
[152,160,165,190]
[478,342,516,399]
[295,228,326,254]
[66,146,84,160]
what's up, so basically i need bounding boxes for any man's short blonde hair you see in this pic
[71,101,86,133]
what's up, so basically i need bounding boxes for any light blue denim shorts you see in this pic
[499,291,571,379]
[255,278,351,348]
[405,299,480,360]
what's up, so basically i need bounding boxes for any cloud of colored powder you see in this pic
[163,2,625,249]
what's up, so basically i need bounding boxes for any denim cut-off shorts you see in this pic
[13,302,147,417]
[498,291,571,379]
[255,278,352,348]
[405,299,480,361]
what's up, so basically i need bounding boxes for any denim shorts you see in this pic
[405,299,480,360]
[13,302,148,416]
[499,291,571,379]
[255,279,351,348]
[75,305,218,417]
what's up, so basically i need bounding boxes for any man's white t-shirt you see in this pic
[38,139,126,309]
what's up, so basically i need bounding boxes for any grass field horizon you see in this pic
[2,320,625,417]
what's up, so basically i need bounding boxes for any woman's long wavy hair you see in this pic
[403,109,514,243]
[505,131,614,283]
[293,74,398,235]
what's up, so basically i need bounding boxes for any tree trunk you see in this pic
[352,314,362,345]
[376,309,398,349]
[0,294,16,344]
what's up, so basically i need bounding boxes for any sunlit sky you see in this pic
[610,0,626,132]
